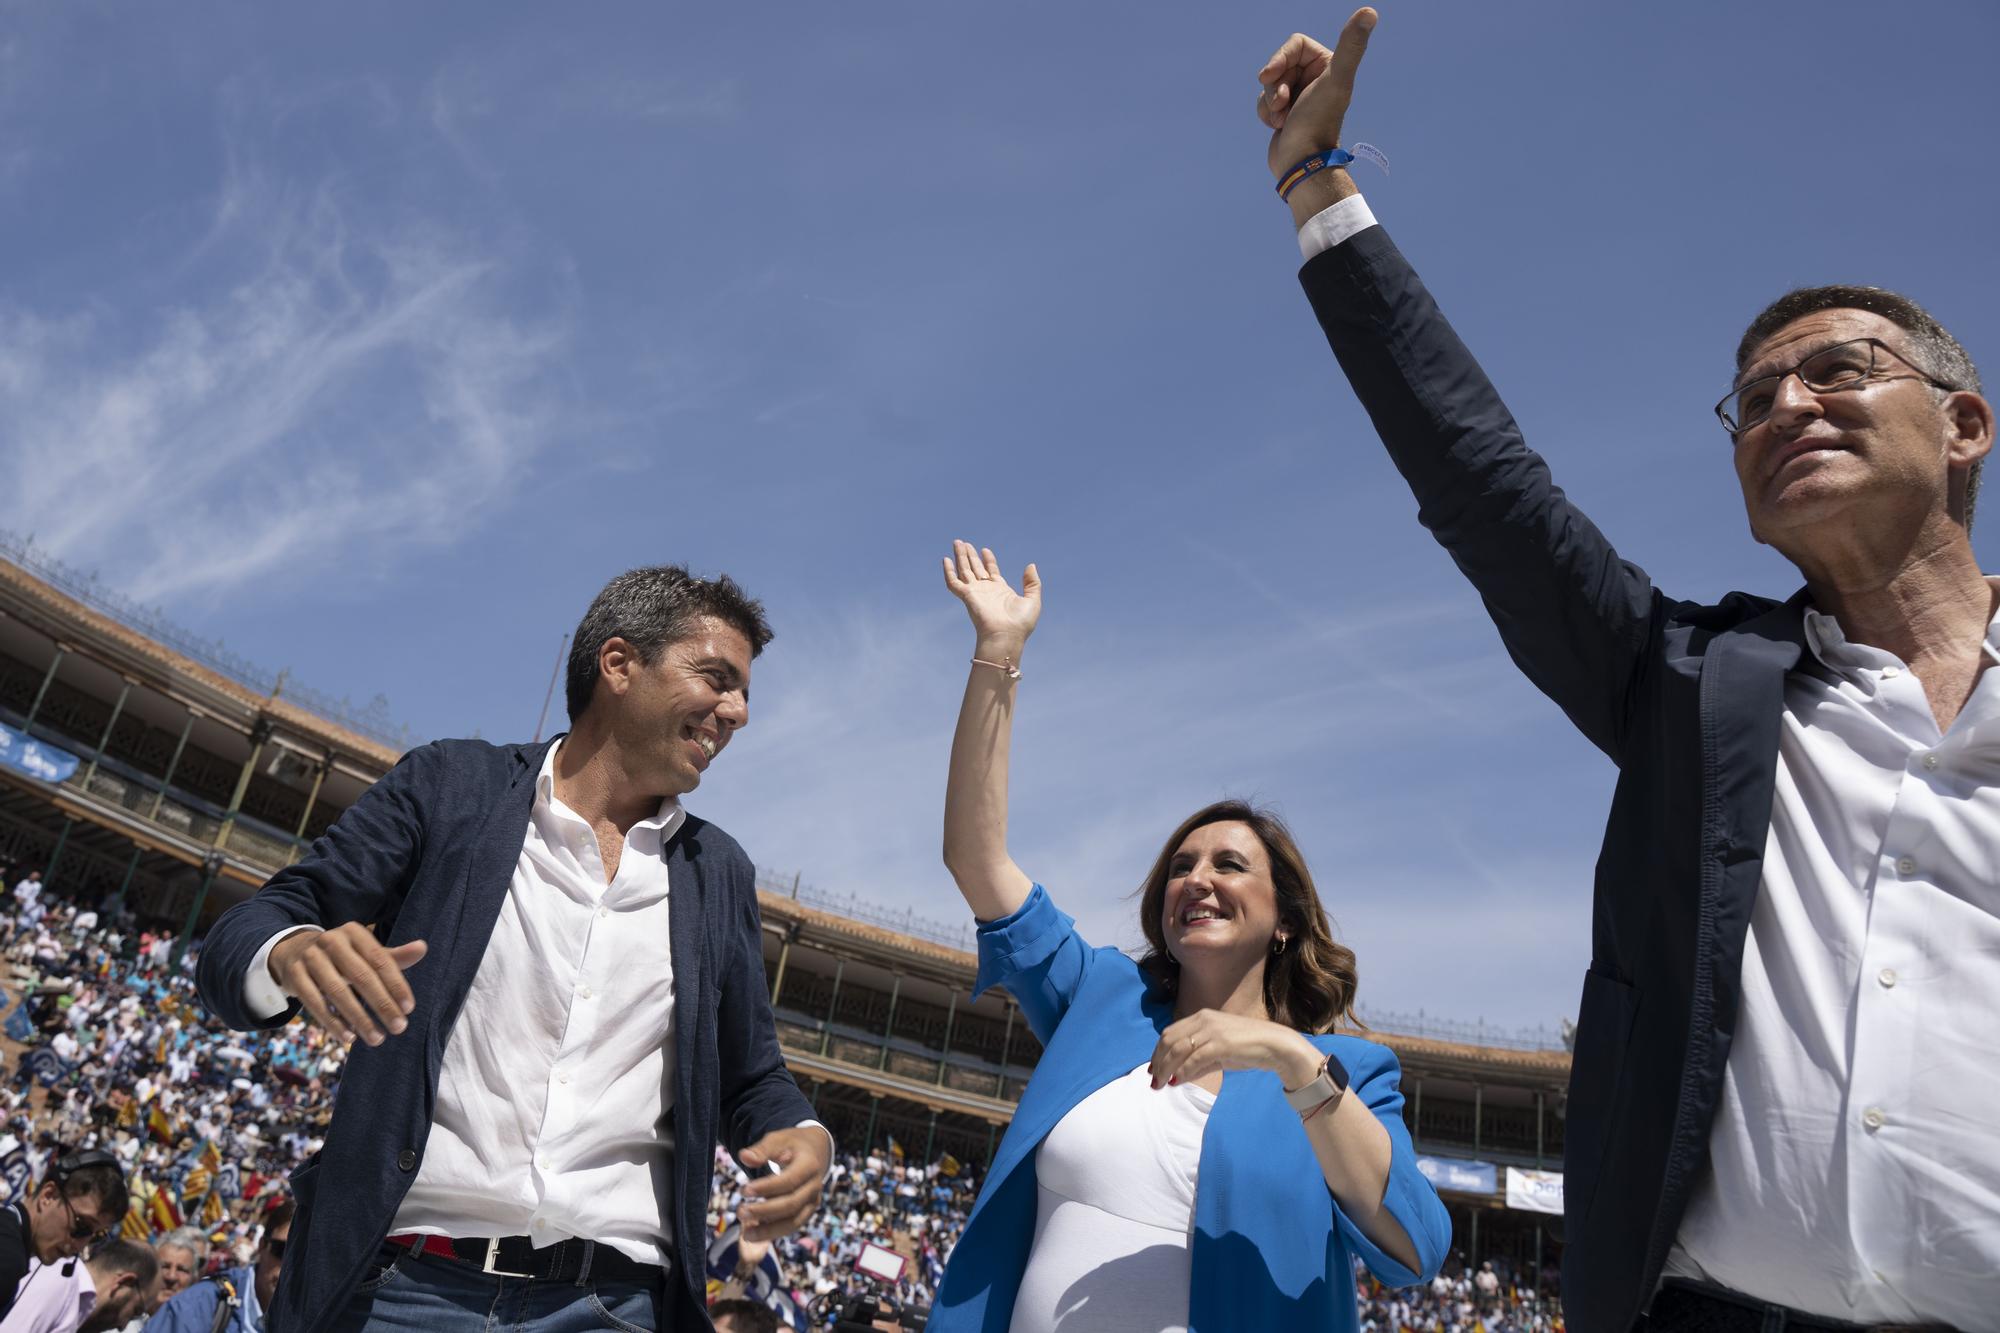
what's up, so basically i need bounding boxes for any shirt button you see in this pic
[599,908,610,920]
[1921,753,1940,771]
[558,1074,570,1085]
[579,986,594,999]
[1862,1107,1886,1132]
[538,1157,552,1171]
[1881,666,1901,678]
[1895,856,1916,876]
[396,1149,417,1172]
[1878,967,1897,989]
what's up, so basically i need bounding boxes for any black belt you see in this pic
[1651,1280,1955,1333]
[389,1232,666,1286]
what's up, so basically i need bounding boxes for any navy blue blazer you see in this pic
[195,737,815,1333]
[1302,226,1821,1332]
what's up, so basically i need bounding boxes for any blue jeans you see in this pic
[328,1246,668,1332]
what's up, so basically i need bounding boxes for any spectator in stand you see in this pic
[0,1238,157,1333]
[0,1152,127,1322]
[144,1201,290,1333]
[11,872,42,917]
[152,1228,211,1309]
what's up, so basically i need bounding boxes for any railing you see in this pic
[756,871,975,952]
[0,530,413,750]
[1356,1007,1570,1053]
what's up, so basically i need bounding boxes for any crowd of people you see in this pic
[2,861,1567,1332]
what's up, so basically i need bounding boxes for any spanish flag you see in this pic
[147,1106,176,1147]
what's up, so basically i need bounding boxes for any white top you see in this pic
[1009,1065,1214,1333]
[1300,200,2000,1327]
[1665,583,2000,1327]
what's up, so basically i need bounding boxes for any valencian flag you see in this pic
[147,1177,183,1232]
[180,1141,221,1208]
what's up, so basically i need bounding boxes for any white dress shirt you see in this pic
[247,744,748,1266]
[1664,583,2000,1326]
[1301,195,1999,1327]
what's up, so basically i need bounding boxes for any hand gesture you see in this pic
[268,922,427,1047]
[737,1126,833,1243]
[1257,8,1377,181]
[942,540,1041,658]
[1147,1008,1323,1091]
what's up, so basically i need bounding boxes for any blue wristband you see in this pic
[1276,148,1355,201]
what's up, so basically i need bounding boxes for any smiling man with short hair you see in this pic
[197,564,829,1333]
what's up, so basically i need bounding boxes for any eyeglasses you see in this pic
[1716,336,1956,438]
[59,1193,112,1245]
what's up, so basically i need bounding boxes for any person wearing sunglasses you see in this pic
[144,1202,293,1333]
[1259,10,1995,1331]
[0,1151,125,1323]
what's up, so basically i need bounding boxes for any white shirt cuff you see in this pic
[798,1119,835,1181]
[244,926,322,1020]
[1297,193,1378,261]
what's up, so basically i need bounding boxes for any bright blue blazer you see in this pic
[930,885,1449,1332]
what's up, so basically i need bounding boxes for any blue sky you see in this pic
[4,1,1995,1034]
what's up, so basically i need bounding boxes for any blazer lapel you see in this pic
[665,818,706,1104]
[427,742,549,1062]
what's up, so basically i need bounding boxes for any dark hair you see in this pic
[263,1199,296,1233]
[710,1298,784,1333]
[1736,285,1985,526]
[1135,799,1361,1034]
[89,1238,158,1287]
[564,565,774,723]
[54,1157,127,1220]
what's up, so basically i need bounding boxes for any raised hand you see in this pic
[942,540,1041,660]
[1258,8,1376,182]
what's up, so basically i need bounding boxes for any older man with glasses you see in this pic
[1257,9,1995,1331]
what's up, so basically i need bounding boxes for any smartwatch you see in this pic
[1282,1050,1350,1117]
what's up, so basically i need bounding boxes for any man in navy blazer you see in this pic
[197,566,830,1333]
[1258,12,1996,1332]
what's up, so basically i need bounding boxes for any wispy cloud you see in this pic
[0,81,574,605]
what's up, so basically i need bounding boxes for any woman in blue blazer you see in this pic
[930,542,1448,1333]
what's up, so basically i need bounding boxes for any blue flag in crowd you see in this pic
[0,1147,29,1206]
[2,997,34,1044]
[705,1225,805,1329]
[18,1047,68,1088]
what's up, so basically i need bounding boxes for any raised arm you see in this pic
[940,540,1039,921]
[1257,12,1661,763]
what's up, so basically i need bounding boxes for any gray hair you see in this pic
[158,1225,211,1264]
[564,565,773,723]
[1736,285,1985,528]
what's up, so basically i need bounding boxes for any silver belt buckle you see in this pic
[481,1238,531,1278]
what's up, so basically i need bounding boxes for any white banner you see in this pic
[1505,1166,1564,1215]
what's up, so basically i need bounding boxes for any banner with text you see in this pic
[0,722,79,785]
[1417,1155,1497,1194]
[1505,1166,1565,1215]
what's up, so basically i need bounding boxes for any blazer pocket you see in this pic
[1563,967,1638,1229]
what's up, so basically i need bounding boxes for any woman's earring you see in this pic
[1272,936,1289,956]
